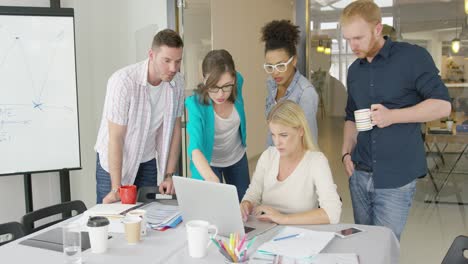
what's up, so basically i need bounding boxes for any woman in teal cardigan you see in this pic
[185,49,249,201]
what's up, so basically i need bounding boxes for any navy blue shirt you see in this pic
[345,37,450,188]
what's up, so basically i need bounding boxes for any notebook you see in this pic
[257,226,336,259]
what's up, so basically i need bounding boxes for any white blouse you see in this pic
[242,147,342,224]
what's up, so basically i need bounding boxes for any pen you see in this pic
[246,236,257,249]
[221,239,236,262]
[273,233,302,241]
[211,238,221,250]
[218,247,234,261]
[230,233,234,250]
[237,234,247,251]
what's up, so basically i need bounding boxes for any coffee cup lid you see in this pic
[87,216,110,227]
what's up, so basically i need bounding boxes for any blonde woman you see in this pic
[240,100,341,225]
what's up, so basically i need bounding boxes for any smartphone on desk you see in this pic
[335,227,364,238]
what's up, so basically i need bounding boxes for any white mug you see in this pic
[186,220,218,258]
[354,108,374,132]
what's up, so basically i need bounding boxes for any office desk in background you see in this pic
[425,113,468,205]
[0,218,399,264]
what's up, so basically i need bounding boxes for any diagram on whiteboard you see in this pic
[0,14,80,174]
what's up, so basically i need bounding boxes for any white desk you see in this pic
[0,220,399,264]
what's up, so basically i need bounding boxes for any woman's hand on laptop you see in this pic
[254,205,285,224]
[240,200,253,222]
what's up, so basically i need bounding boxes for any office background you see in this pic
[0,1,466,263]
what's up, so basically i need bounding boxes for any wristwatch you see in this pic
[111,187,119,193]
[164,172,175,179]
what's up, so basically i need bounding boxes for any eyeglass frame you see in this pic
[207,84,234,93]
[263,56,295,74]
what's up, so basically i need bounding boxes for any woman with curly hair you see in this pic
[261,20,319,146]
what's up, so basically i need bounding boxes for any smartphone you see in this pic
[335,227,364,238]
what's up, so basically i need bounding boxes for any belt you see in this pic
[354,162,373,173]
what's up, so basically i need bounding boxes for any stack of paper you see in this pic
[257,226,335,259]
[141,202,182,230]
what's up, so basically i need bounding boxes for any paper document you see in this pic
[86,203,139,216]
[140,202,182,229]
[250,253,359,264]
[311,254,359,264]
[257,226,335,259]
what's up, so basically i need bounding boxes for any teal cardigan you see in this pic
[185,72,247,180]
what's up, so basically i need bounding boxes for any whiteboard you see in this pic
[0,7,80,175]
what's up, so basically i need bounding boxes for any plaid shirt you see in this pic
[95,59,184,185]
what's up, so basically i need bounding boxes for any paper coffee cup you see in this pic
[123,215,141,244]
[87,216,110,254]
[127,209,147,237]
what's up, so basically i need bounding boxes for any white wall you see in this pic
[0,0,167,223]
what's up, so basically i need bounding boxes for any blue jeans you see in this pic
[349,169,416,240]
[211,154,250,202]
[96,154,157,203]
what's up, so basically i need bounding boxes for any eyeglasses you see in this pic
[208,84,234,93]
[263,56,294,74]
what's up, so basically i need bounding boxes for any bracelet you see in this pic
[341,153,351,163]
[164,172,175,179]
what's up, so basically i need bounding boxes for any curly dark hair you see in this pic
[261,20,300,56]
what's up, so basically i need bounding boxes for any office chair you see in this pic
[0,221,25,246]
[21,200,87,235]
[441,235,468,264]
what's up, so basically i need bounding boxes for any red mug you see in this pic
[119,185,137,204]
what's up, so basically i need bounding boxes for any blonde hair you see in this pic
[340,0,382,26]
[267,100,318,151]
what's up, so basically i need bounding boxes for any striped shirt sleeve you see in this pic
[104,73,130,125]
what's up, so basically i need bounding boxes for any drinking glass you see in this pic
[62,222,82,264]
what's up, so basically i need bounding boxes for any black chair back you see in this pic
[442,235,468,264]
[21,200,87,234]
[0,221,25,246]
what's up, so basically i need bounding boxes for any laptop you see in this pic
[172,176,277,238]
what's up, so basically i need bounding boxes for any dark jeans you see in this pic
[96,154,157,204]
[211,153,250,201]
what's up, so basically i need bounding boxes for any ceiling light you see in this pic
[317,40,324,53]
[324,42,331,55]
[452,38,461,53]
